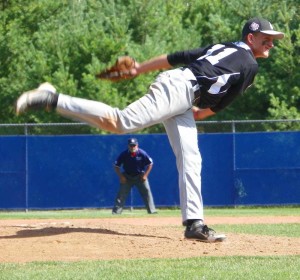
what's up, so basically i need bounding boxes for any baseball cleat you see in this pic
[184,221,226,242]
[16,82,58,115]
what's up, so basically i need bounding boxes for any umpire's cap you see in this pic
[128,138,138,145]
[242,17,284,40]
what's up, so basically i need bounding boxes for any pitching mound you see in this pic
[0,216,299,263]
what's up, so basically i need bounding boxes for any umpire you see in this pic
[112,138,157,214]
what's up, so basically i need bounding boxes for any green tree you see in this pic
[0,0,298,133]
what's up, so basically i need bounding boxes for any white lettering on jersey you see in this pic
[199,44,238,65]
[197,44,225,61]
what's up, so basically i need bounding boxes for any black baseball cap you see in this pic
[128,138,138,145]
[242,17,284,40]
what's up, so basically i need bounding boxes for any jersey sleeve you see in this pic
[144,155,153,166]
[114,152,124,167]
[139,149,153,166]
[167,47,207,66]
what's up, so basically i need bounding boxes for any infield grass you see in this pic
[0,206,299,219]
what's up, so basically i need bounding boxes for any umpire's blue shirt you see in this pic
[114,148,153,176]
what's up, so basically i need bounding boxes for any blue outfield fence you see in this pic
[0,129,300,210]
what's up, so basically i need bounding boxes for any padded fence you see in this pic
[1,125,300,210]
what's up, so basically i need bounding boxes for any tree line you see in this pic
[0,0,299,133]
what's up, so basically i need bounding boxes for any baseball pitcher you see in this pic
[16,17,284,242]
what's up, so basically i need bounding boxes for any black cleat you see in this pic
[184,221,226,242]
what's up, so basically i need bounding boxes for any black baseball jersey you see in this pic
[167,42,258,112]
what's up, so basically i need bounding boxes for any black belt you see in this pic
[181,68,201,106]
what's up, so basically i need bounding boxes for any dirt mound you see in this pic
[0,216,299,263]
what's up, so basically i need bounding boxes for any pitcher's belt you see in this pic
[181,68,201,106]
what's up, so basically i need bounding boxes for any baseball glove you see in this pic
[96,56,136,82]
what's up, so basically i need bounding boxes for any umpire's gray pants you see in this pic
[56,68,204,223]
[112,173,156,214]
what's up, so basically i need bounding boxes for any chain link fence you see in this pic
[196,119,300,133]
[0,119,299,135]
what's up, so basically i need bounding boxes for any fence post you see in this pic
[231,121,237,207]
[25,124,29,213]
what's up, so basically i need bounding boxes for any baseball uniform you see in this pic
[56,41,258,222]
[112,144,156,214]
[15,17,285,242]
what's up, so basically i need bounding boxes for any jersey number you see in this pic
[198,44,237,65]
[198,44,238,94]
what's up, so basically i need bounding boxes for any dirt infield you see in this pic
[0,216,299,263]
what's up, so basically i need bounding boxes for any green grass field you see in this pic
[0,207,299,280]
[0,205,299,219]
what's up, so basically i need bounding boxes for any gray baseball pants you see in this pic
[56,68,204,223]
[112,173,156,214]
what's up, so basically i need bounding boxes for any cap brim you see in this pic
[260,30,284,39]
